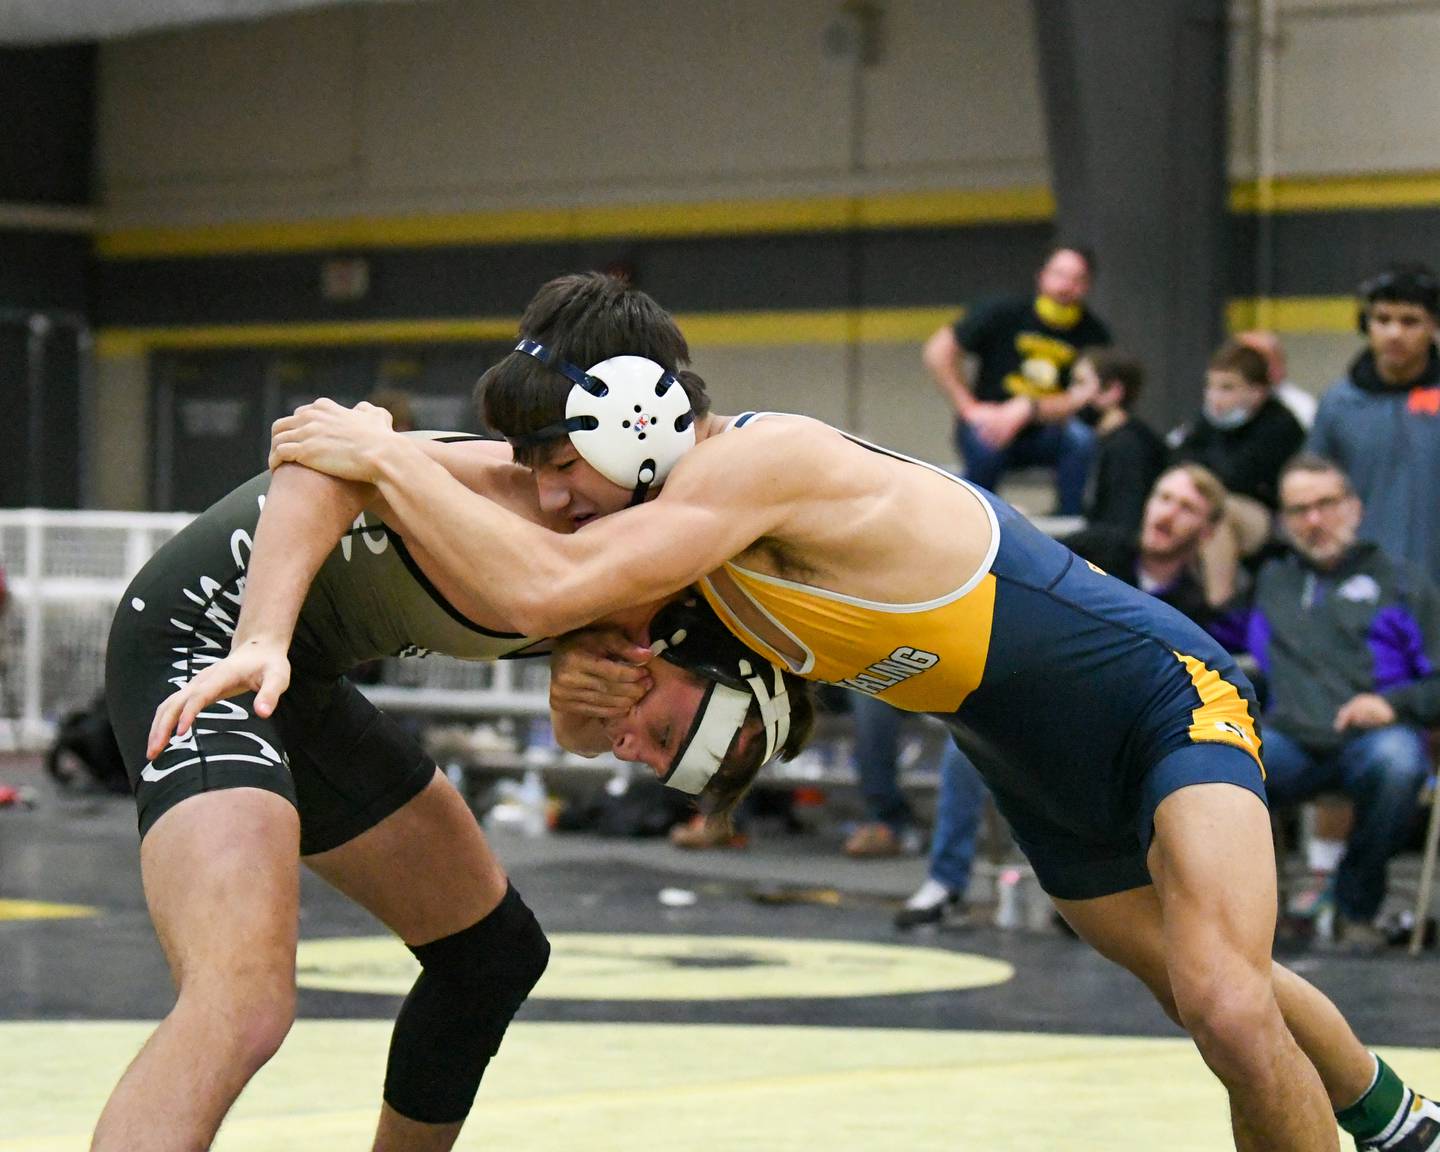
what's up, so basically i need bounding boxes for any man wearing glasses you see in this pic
[1240,453,1440,949]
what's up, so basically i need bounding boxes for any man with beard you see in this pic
[1061,464,1226,627]
[1242,454,1440,948]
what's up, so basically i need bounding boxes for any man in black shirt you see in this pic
[1062,463,1227,628]
[924,245,1110,514]
[1072,349,1167,534]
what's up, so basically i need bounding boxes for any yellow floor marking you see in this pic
[0,898,98,921]
[296,932,1014,1000]
[4,1020,1438,1151]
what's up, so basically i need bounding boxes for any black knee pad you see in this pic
[383,882,550,1125]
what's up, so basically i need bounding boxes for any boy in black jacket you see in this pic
[1171,340,1305,604]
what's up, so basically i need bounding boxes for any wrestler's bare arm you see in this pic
[147,438,529,754]
[235,436,524,653]
[350,421,813,637]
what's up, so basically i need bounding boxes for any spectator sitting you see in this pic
[1244,454,1440,949]
[924,244,1110,515]
[1239,329,1317,430]
[1309,263,1440,583]
[1071,349,1166,534]
[1061,463,1226,628]
[1170,339,1305,605]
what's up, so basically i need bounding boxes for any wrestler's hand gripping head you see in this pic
[507,337,696,506]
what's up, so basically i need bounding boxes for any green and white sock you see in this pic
[1339,1055,1440,1150]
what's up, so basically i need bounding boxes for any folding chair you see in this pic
[1410,769,1440,957]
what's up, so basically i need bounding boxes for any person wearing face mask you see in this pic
[1234,454,1440,950]
[923,245,1110,515]
[1310,265,1440,584]
[1169,340,1305,605]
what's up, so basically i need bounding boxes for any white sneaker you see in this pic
[894,878,963,930]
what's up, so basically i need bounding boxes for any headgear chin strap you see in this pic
[645,598,793,796]
[508,337,696,504]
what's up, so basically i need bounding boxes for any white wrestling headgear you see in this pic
[646,596,793,796]
[508,337,697,505]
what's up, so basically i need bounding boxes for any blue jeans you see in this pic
[851,695,988,893]
[1262,724,1430,922]
[930,740,986,895]
[955,417,1096,515]
[850,693,914,832]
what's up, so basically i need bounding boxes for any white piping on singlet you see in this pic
[718,411,1002,612]
[700,413,1003,675]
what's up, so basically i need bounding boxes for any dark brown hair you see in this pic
[479,272,711,462]
[697,672,815,829]
[1207,339,1269,389]
[1278,451,1354,496]
[1082,348,1144,407]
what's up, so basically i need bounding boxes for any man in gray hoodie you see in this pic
[1310,264,1440,582]
[1243,454,1440,946]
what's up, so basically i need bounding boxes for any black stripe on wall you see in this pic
[95,223,1054,327]
[0,45,95,206]
[96,206,1440,330]
[0,228,92,312]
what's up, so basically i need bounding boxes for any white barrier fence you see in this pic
[0,508,551,752]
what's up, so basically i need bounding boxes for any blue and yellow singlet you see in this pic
[698,414,1263,895]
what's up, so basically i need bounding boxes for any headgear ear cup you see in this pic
[648,596,797,794]
[507,340,697,502]
[565,355,696,490]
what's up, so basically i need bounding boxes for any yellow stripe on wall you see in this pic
[1230,170,1440,214]
[97,316,522,358]
[96,172,1440,261]
[97,187,1057,259]
[98,298,1365,359]
[1224,296,1357,334]
[96,307,962,358]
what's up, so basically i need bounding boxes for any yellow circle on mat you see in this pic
[295,933,1014,1000]
[0,898,97,922]
[6,1020,1439,1152]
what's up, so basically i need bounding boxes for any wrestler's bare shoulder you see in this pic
[686,414,989,598]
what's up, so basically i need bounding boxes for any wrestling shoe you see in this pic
[1358,1092,1440,1150]
[894,878,965,930]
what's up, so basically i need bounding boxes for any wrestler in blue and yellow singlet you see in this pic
[700,414,1265,900]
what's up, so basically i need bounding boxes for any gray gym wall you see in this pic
[6,0,1440,508]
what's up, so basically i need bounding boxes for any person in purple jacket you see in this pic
[1244,454,1440,947]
